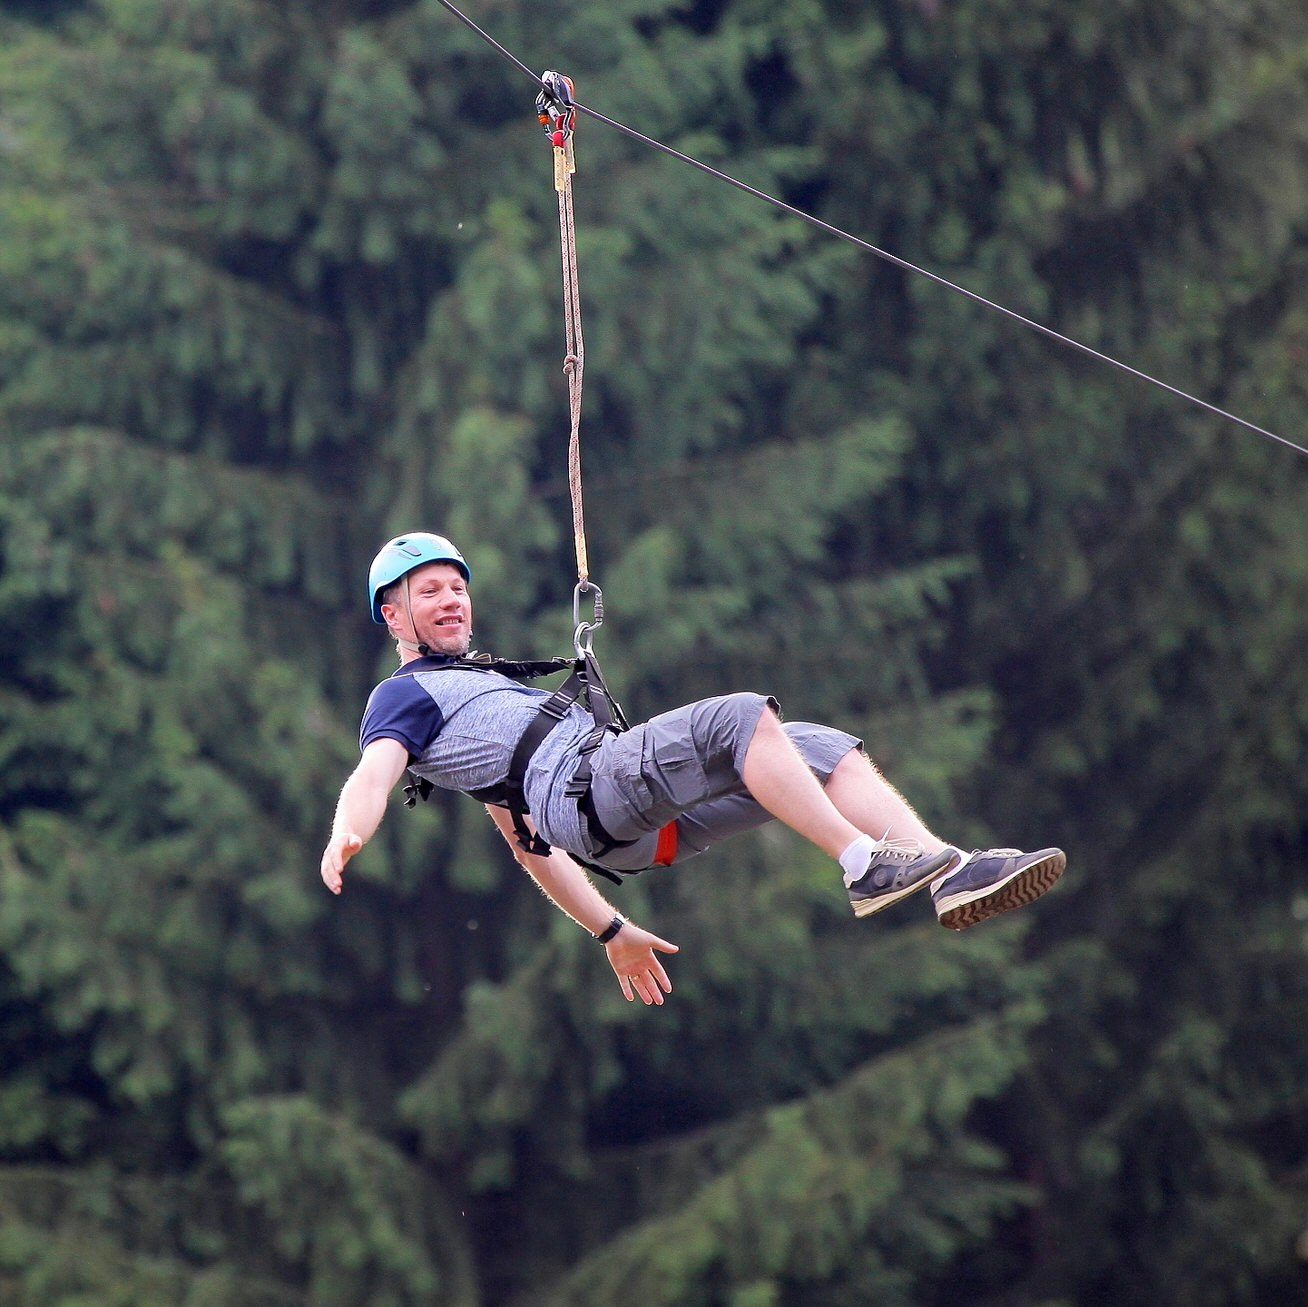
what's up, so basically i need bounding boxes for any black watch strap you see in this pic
[596,914,626,944]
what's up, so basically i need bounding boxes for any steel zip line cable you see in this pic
[433,0,1308,460]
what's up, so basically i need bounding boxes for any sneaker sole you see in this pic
[936,849,1066,931]
[851,849,961,918]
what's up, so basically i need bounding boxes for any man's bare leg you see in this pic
[740,707,1063,927]
[741,708,958,917]
[820,735,1066,930]
[822,748,949,856]
[740,708,866,858]
[741,709,949,855]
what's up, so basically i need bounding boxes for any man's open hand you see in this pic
[320,833,363,895]
[605,924,679,1005]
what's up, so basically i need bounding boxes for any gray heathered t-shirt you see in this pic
[359,658,593,857]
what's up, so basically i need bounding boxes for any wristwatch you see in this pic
[595,914,626,943]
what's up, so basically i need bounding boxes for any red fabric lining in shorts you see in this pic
[653,821,679,866]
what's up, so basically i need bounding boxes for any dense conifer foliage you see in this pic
[1,1,1306,1302]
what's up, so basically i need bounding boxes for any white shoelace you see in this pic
[841,830,926,888]
[867,832,926,864]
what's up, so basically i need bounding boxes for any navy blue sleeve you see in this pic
[359,675,445,758]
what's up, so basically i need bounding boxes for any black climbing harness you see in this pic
[398,643,639,885]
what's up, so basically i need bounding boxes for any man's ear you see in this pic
[378,601,404,637]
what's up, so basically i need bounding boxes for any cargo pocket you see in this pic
[637,731,710,828]
[594,724,712,837]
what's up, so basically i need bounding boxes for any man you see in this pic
[321,533,1066,1006]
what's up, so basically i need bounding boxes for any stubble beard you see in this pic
[426,626,472,658]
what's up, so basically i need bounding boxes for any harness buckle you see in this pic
[581,725,610,753]
[538,692,573,720]
[521,831,552,857]
[402,775,434,807]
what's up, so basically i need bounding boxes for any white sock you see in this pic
[839,834,878,887]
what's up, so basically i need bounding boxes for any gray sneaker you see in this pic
[848,842,961,918]
[931,847,1066,931]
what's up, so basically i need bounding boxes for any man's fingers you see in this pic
[608,935,676,1004]
[321,834,362,896]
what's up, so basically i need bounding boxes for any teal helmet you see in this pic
[368,532,471,623]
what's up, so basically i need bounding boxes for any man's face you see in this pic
[383,561,473,656]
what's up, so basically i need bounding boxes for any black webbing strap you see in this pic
[393,652,576,681]
[576,852,626,886]
[457,652,576,678]
[479,649,642,870]
[398,652,574,810]
[560,650,633,856]
[574,786,635,867]
[399,648,642,878]
[499,665,587,856]
[579,649,628,732]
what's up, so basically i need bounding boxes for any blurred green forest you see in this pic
[1,0,1307,1303]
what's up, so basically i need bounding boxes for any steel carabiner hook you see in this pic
[573,580,603,658]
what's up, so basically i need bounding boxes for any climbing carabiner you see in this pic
[536,69,577,148]
[573,579,604,657]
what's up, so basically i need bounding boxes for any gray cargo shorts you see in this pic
[580,692,862,871]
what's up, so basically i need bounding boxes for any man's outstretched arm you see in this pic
[484,805,679,1006]
[320,738,412,895]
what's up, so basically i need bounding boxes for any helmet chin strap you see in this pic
[398,572,432,656]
